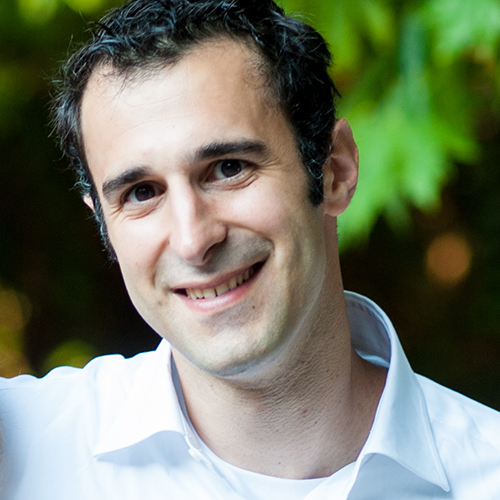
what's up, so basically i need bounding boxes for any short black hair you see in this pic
[52,0,339,250]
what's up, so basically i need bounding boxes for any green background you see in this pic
[1,0,500,409]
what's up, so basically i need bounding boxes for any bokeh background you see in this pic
[1,0,500,409]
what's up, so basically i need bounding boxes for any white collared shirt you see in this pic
[0,292,499,499]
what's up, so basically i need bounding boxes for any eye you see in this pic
[125,182,160,203]
[212,159,247,180]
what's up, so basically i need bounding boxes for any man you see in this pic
[0,0,499,498]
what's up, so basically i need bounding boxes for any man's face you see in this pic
[81,40,335,379]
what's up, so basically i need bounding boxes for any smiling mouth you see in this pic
[179,263,261,300]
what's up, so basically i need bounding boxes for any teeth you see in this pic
[186,266,255,300]
[216,283,229,296]
[228,277,238,290]
[203,288,216,299]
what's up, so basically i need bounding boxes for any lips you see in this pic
[184,266,255,300]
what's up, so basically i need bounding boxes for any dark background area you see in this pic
[0,0,499,410]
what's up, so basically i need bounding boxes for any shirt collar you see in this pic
[93,291,450,492]
[346,291,450,492]
[93,340,187,457]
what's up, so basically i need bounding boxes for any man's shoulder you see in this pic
[1,348,154,389]
[0,348,159,424]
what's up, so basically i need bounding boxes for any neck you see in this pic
[172,290,386,479]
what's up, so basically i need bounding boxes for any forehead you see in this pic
[82,37,276,124]
[80,39,297,184]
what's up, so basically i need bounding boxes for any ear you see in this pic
[83,194,95,211]
[322,118,359,217]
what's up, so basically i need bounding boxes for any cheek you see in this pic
[233,178,325,277]
[110,216,167,279]
[230,177,306,234]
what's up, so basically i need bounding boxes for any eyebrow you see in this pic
[100,139,270,202]
[191,140,269,163]
[102,166,153,202]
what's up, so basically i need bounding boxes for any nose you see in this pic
[167,184,227,266]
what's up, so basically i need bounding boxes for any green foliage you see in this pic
[18,0,58,23]
[284,0,395,73]
[423,0,500,63]
[17,0,106,23]
[43,339,96,373]
[281,0,499,249]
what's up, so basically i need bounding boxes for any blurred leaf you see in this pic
[339,70,477,249]
[423,0,500,63]
[0,289,30,334]
[331,7,365,72]
[282,0,395,73]
[17,0,107,24]
[64,0,107,15]
[0,346,31,377]
[17,0,58,23]
[362,0,395,48]
[43,339,97,372]
[0,284,32,377]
